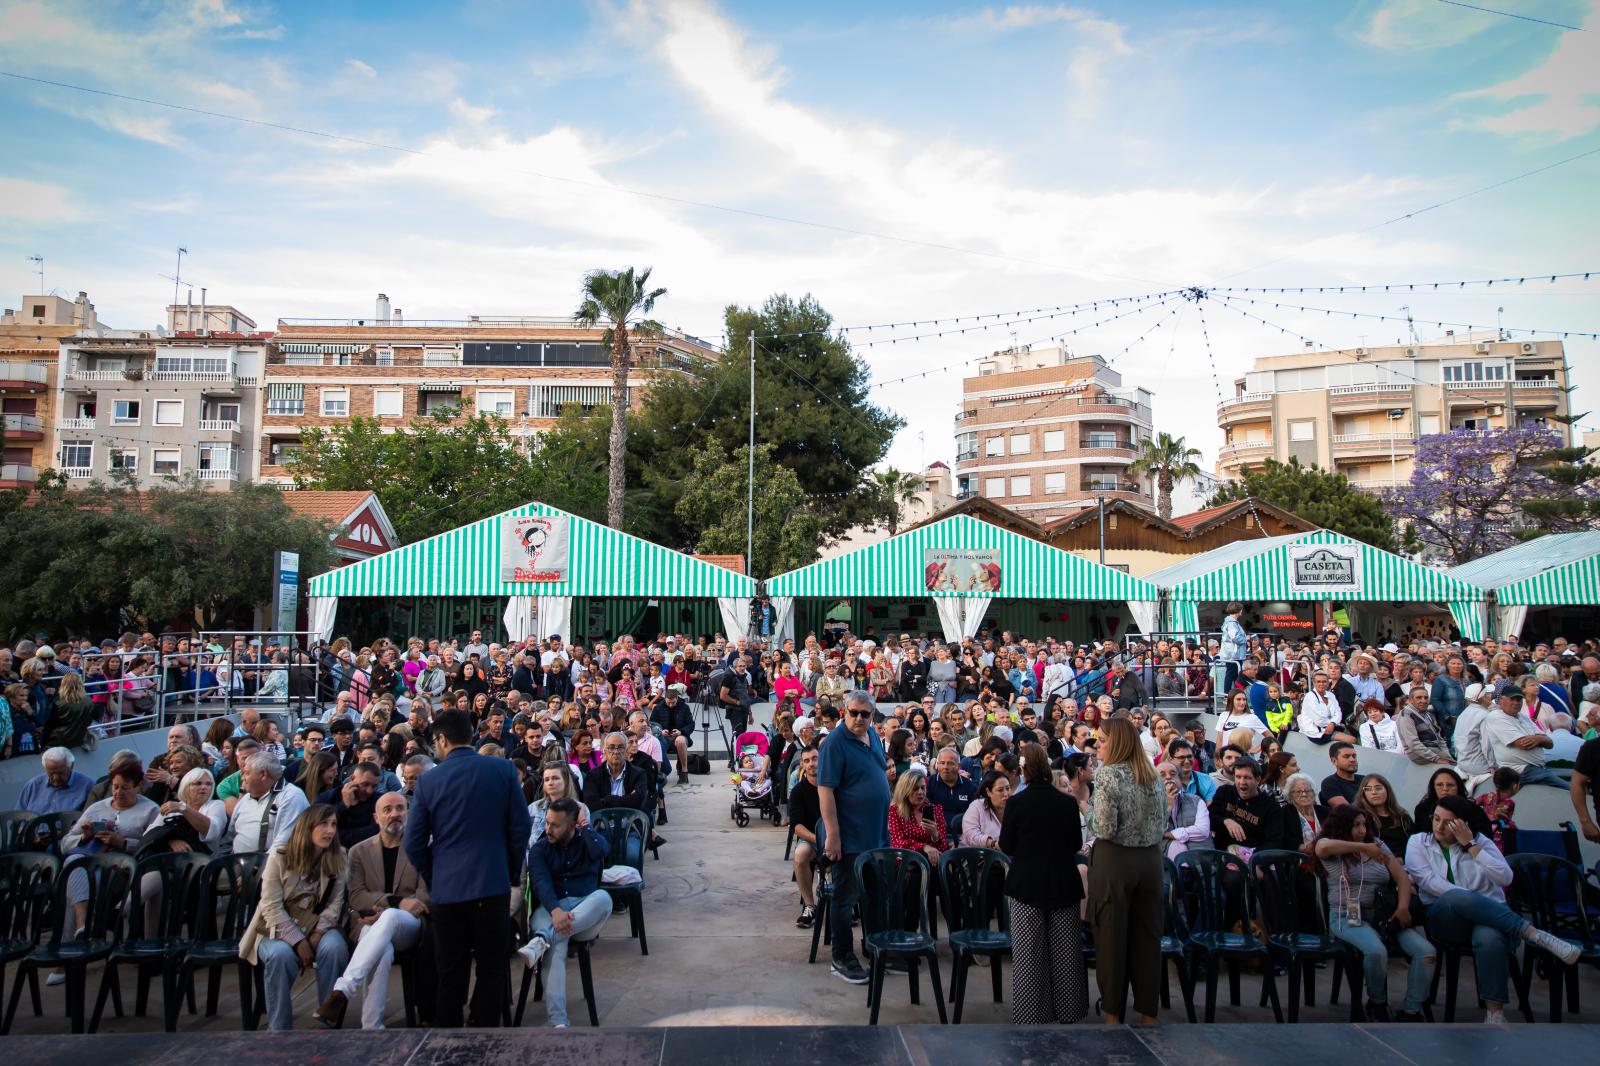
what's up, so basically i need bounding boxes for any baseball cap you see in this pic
[1494,679,1524,700]
[1464,682,1490,702]
[1381,643,1399,653]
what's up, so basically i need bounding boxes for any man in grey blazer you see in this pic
[317,791,430,1029]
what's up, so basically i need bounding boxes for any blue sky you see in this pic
[1,0,1596,471]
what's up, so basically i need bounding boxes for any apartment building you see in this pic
[1216,334,1571,491]
[51,301,267,489]
[953,346,1155,520]
[1,292,109,489]
[257,295,720,480]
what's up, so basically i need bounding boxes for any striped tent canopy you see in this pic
[765,514,1158,600]
[1147,529,1486,638]
[307,502,756,599]
[1447,531,1600,606]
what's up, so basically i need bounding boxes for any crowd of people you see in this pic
[4,612,1600,1030]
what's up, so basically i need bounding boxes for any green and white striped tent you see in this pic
[1147,529,1487,640]
[1447,531,1600,638]
[306,502,755,643]
[766,514,1160,642]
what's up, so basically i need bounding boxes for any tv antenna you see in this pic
[25,255,43,294]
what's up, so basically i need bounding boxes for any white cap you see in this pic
[1464,682,1489,702]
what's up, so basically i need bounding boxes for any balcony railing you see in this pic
[954,449,977,462]
[199,419,240,432]
[62,466,93,479]
[197,468,239,481]
[1329,383,1411,396]
[1218,391,1273,411]
[0,361,49,386]
[149,367,236,383]
[67,369,127,381]
[1220,440,1274,459]
[57,417,95,431]
[1332,432,1413,446]
[954,409,978,421]
[1080,437,1133,451]
[0,463,37,484]
[1443,379,1505,390]
[1512,378,1559,389]
[2,414,43,434]
[1081,479,1142,494]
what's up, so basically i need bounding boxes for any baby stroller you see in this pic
[729,730,780,827]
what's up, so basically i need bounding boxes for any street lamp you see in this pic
[1387,407,1406,485]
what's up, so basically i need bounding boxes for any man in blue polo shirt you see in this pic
[818,689,891,985]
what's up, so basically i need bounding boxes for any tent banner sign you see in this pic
[924,548,1002,594]
[500,515,571,582]
[1287,543,1362,595]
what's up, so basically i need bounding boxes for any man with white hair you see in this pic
[18,747,93,814]
[228,751,310,855]
[1546,713,1585,766]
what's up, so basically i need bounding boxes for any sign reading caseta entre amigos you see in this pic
[500,515,571,582]
[923,548,1002,593]
[1286,543,1363,594]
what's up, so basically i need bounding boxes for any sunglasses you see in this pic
[845,709,873,719]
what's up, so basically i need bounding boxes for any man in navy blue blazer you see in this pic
[404,709,532,1027]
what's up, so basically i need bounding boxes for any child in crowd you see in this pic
[1475,766,1521,851]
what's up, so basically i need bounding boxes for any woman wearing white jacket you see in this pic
[1403,794,1577,1023]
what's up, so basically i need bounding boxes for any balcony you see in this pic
[954,409,978,422]
[1080,434,1134,454]
[58,417,95,431]
[1346,477,1403,492]
[1443,379,1505,392]
[1511,378,1562,408]
[954,448,977,462]
[1219,439,1274,460]
[1332,432,1414,456]
[0,361,48,390]
[0,463,36,487]
[197,468,239,483]
[2,414,43,440]
[1329,383,1412,409]
[66,368,127,389]
[199,419,241,436]
[1218,391,1273,426]
[62,466,93,479]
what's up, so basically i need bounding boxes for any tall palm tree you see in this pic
[1129,431,1203,520]
[576,267,666,529]
[870,467,925,535]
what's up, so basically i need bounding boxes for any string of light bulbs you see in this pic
[1211,294,1599,340]
[1212,271,1596,295]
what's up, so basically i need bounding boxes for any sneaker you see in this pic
[1524,925,1582,966]
[46,970,65,987]
[831,956,869,984]
[518,935,550,971]
[677,770,689,785]
[796,905,815,929]
[1484,1008,1507,1024]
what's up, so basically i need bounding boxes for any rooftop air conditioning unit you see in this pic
[1355,347,1369,357]
[1520,342,1537,355]
[1475,342,1491,354]
[1405,347,1419,358]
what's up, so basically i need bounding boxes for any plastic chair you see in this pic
[1174,849,1282,1023]
[937,847,1010,1024]
[0,851,60,1035]
[591,808,649,956]
[1250,849,1361,1022]
[512,924,602,1027]
[1159,858,1198,1023]
[177,852,266,1030]
[0,811,37,855]
[854,847,947,1025]
[19,812,74,855]
[90,851,209,1032]
[808,819,835,964]
[2,852,136,1033]
[1509,853,1600,1022]
[1509,822,1581,865]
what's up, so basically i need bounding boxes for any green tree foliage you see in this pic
[1517,412,1600,536]
[0,477,335,640]
[575,266,666,529]
[676,441,825,578]
[287,410,607,543]
[1129,432,1203,520]
[868,467,925,535]
[1210,457,1396,552]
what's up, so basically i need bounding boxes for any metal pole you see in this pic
[1098,494,1106,565]
[747,330,756,574]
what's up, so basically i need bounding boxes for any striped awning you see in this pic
[307,502,756,599]
[765,514,1157,601]
[1148,530,1482,604]
[1446,531,1600,607]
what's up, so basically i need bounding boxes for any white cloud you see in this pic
[0,177,84,222]
[347,58,378,79]
[940,5,1093,33]
[448,98,498,124]
[1454,2,1600,140]
[1358,0,1494,51]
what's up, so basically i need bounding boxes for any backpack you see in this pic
[687,753,711,776]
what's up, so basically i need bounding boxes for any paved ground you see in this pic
[8,772,1599,1033]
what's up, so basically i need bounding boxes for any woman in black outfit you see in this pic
[998,743,1087,1024]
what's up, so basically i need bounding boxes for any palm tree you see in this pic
[576,267,666,529]
[870,467,925,535]
[1129,432,1203,520]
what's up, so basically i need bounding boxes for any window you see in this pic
[199,443,234,470]
[984,477,1006,498]
[1418,415,1440,435]
[153,399,183,426]
[269,441,300,465]
[213,402,240,423]
[31,304,44,318]
[109,448,137,472]
[372,389,403,418]
[61,441,92,470]
[1288,420,1315,442]
[321,389,349,417]
[984,436,1004,457]
[73,401,95,420]
[1043,430,1065,452]
[1084,431,1120,449]
[1009,433,1030,455]
[267,383,304,416]
[112,399,141,425]
[1010,475,1031,497]
[1086,473,1121,492]
[476,390,515,418]
[420,390,462,416]
[154,354,230,376]
[375,347,394,367]
[1443,361,1506,383]
[152,449,181,476]
[955,431,977,462]
[1043,472,1067,493]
